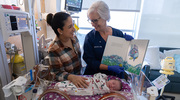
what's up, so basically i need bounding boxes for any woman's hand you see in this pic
[68,74,89,88]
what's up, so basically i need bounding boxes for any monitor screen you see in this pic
[9,14,29,31]
[65,0,83,12]
[10,16,18,30]
[17,14,28,30]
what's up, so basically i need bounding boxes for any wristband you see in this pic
[64,73,70,80]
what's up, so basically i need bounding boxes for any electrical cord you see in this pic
[33,65,54,89]
[9,52,13,80]
[10,51,17,79]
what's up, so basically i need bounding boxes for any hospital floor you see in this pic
[163,92,180,100]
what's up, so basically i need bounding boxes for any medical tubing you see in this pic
[11,52,16,77]
[10,53,13,80]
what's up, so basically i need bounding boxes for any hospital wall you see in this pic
[1,0,180,48]
[137,0,180,48]
[42,0,180,49]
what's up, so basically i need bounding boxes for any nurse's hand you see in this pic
[108,65,124,74]
[124,33,134,41]
[68,74,89,88]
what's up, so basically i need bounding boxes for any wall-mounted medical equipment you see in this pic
[0,7,38,86]
[64,0,83,13]
[0,9,30,41]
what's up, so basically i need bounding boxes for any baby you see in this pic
[55,73,122,96]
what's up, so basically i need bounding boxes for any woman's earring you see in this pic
[60,32,63,34]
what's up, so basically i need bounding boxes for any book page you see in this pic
[125,39,149,75]
[101,35,149,75]
[101,35,130,66]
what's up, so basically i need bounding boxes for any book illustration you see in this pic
[128,44,139,61]
[102,55,142,75]
[101,35,149,75]
[102,55,123,67]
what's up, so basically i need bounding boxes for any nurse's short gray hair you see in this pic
[87,1,110,22]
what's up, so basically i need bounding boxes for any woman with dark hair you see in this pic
[46,12,88,88]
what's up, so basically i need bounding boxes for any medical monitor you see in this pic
[64,0,83,12]
[9,14,29,31]
[0,9,30,41]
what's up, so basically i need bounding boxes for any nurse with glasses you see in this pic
[87,17,101,24]
[83,1,134,78]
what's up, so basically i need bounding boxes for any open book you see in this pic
[101,35,149,75]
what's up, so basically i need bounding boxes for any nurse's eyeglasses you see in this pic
[87,17,101,24]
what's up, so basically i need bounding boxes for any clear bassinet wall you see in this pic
[127,71,157,100]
